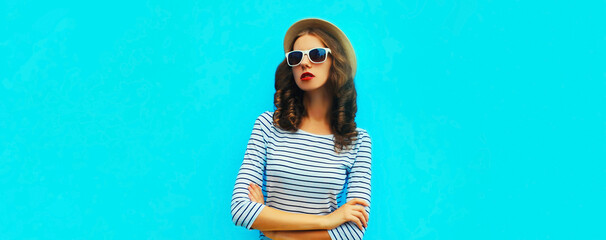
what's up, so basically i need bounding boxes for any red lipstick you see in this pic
[301,72,315,81]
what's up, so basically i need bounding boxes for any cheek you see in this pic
[321,63,332,77]
[292,67,302,78]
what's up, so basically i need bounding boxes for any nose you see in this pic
[300,53,312,69]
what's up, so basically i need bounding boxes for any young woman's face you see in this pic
[291,34,332,92]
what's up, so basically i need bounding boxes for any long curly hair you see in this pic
[273,28,358,153]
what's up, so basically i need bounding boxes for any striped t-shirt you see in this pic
[231,111,372,240]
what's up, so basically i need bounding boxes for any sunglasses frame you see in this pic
[285,48,332,67]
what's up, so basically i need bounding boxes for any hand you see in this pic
[324,198,369,231]
[248,183,264,205]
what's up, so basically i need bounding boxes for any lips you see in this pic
[301,72,315,81]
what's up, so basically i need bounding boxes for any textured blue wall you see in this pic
[1,0,605,239]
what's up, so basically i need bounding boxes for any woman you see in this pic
[231,18,372,240]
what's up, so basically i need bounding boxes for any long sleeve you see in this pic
[231,113,269,229]
[328,131,372,240]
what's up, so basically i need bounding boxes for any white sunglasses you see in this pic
[285,48,332,67]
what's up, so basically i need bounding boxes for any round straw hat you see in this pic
[283,18,357,79]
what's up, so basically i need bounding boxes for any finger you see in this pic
[252,184,262,196]
[362,208,369,224]
[249,184,259,194]
[248,191,256,201]
[251,194,261,204]
[349,215,364,231]
[248,185,260,203]
[347,198,360,205]
[251,184,265,204]
[353,205,368,224]
[351,211,367,228]
[252,187,263,201]
[353,205,365,212]
[252,184,261,194]
[348,198,369,207]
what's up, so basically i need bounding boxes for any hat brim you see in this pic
[283,18,356,79]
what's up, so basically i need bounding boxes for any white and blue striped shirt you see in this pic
[231,111,372,240]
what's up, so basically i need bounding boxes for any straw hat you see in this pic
[283,18,357,79]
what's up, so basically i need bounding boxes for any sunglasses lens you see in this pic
[287,51,303,66]
[309,48,327,63]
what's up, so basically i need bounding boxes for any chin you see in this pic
[296,83,322,92]
[296,80,328,92]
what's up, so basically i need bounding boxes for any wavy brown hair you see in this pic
[273,28,358,153]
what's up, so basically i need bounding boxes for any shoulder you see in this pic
[355,127,372,145]
[256,111,274,124]
[352,128,372,159]
[252,111,275,133]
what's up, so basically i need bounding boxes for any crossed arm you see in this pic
[232,115,373,239]
[247,183,368,240]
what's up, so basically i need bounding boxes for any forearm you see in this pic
[251,206,327,231]
[271,230,331,240]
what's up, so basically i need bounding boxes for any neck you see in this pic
[303,87,332,123]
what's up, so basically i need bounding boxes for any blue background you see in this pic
[1,0,605,239]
